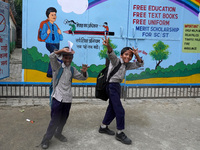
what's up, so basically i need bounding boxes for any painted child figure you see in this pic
[41,7,63,78]
[99,36,144,145]
[41,47,88,149]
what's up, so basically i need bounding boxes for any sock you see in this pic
[101,124,107,128]
[117,130,123,134]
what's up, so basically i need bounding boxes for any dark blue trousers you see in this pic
[42,98,71,142]
[102,83,125,130]
[46,43,60,76]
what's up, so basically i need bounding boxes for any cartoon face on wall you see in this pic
[48,12,57,23]
[22,0,200,84]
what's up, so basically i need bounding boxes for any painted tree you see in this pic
[98,38,120,66]
[149,41,170,69]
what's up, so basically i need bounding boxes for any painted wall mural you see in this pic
[22,0,200,84]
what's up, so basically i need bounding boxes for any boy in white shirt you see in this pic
[99,36,144,145]
[41,47,88,149]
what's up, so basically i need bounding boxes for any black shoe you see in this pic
[99,126,115,135]
[54,134,67,142]
[46,74,52,78]
[41,141,49,149]
[115,132,132,145]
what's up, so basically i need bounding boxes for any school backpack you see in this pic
[49,66,74,107]
[95,61,121,101]
[37,19,59,42]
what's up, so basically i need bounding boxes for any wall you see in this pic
[22,0,200,84]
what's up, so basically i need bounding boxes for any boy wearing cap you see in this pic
[41,47,88,149]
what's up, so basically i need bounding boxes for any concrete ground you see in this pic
[0,98,200,150]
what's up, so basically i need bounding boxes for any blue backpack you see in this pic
[49,66,74,106]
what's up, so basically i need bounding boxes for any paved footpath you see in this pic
[0,98,200,150]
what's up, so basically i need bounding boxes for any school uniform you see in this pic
[41,22,63,76]
[42,52,88,143]
[102,51,144,130]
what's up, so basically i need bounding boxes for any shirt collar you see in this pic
[48,21,55,25]
[120,57,124,64]
[62,63,71,69]
[62,63,66,68]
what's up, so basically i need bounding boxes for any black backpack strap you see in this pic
[107,60,121,82]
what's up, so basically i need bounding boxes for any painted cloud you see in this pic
[57,0,88,14]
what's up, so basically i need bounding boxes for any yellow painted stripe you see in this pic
[23,69,200,84]
[125,74,200,84]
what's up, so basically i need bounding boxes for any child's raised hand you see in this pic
[62,47,70,53]
[81,64,89,72]
[131,46,143,63]
[101,35,109,47]
[131,46,139,55]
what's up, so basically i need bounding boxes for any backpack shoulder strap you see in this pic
[40,19,50,29]
[107,60,121,82]
[70,66,74,83]
[55,66,63,86]
[46,21,50,30]
[55,66,74,84]
[54,23,59,29]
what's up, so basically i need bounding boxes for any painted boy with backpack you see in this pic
[41,47,88,149]
[38,7,63,78]
[98,36,144,145]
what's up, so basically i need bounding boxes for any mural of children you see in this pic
[41,7,63,78]
[64,19,76,35]
[103,22,109,35]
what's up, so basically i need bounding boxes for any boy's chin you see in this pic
[123,60,130,63]
[65,63,71,66]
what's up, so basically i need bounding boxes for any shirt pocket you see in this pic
[115,67,126,80]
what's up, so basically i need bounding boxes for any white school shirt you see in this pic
[107,51,144,83]
[51,55,88,103]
